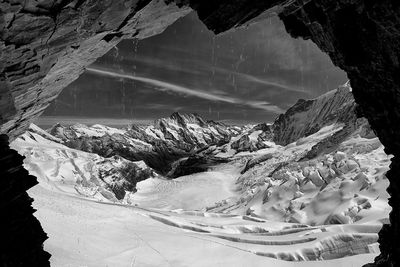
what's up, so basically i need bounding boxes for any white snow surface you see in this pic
[10,122,391,267]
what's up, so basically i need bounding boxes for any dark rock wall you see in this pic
[0,134,50,266]
[173,0,286,33]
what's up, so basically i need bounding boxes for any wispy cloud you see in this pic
[143,103,184,111]
[86,67,284,114]
[209,65,308,94]
[235,72,308,94]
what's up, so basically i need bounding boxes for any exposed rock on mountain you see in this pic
[167,145,230,178]
[231,123,273,153]
[273,82,357,146]
[300,117,375,161]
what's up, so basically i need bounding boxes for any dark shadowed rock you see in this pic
[231,123,273,153]
[0,134,50,266]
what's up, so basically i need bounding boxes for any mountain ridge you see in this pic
[45,111,243,176]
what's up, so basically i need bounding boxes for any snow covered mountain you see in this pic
[13,124,156,202]
[10,82,391,266]
[272,82,358,145]
[47,112,242,175]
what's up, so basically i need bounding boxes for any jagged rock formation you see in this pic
[47,112,240,175]
[1,0,400,266]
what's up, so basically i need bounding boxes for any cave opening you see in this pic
[1,1,399,266]
[35,12,350,178]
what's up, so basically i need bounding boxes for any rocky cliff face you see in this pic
[273,82,357,145]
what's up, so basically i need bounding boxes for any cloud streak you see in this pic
[235,71,308,94]
[86,67,284,114]
[208,65,308,94]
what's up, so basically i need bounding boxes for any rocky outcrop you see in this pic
[300,117,375,161]
[231,123,273,152]
[167,146,230,178]
[0,134,50,266]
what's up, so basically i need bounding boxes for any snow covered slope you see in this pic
[13,125,386,266]
[12,125,156,202]
[28,184,379,267]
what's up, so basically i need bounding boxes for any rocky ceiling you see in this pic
[1,0,399,266]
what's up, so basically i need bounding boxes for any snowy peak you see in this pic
[163,112,207,127]
[147,112,240,147]
[49,122,125,140]
[273,82,357,145]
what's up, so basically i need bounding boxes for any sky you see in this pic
[42,12,347,124]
